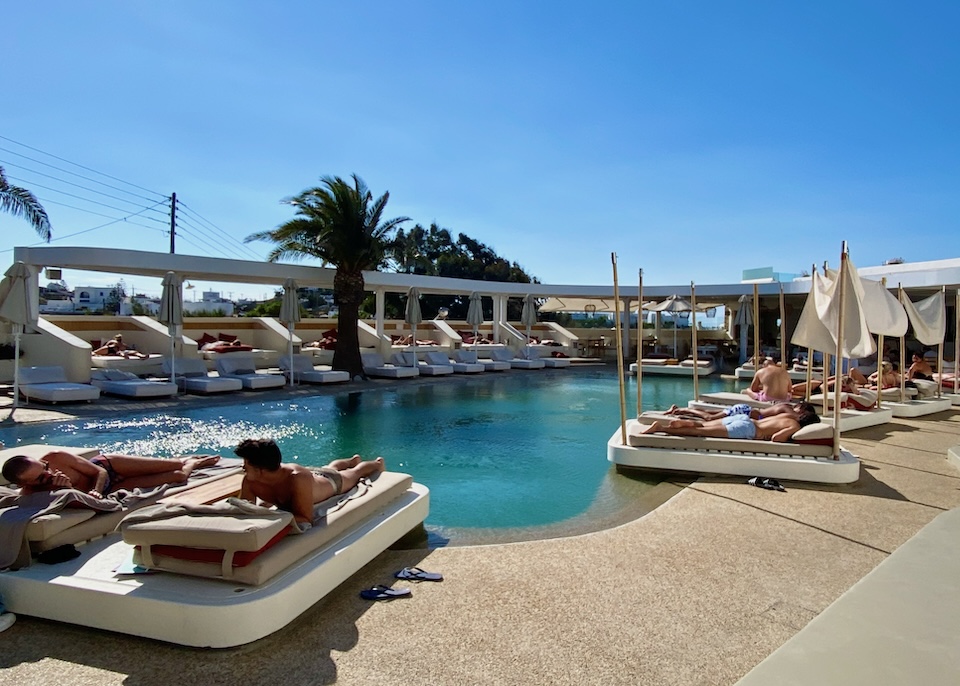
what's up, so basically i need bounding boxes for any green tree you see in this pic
[246,174,408,377]
[0,165,52,241]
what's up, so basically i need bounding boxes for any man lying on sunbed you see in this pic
[234,438,384,527]
[1,451,221,499]
[640,404,820,443]
[665,401,817,422]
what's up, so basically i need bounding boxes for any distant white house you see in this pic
[73,285,116,311]
[184,291,235,316]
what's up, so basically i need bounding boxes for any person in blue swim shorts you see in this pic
[639,404,820,442]
[665,402,817,423]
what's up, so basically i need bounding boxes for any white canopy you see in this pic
[901,291,946,346]
[791,261,876,359]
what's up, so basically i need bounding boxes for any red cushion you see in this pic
[141,524,292,567]
[203,342,254,353]
[218,332,238,343]
[197,333,217,347]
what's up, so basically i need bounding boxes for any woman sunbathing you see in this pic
[93,335,148,359]
[868,362,900,389]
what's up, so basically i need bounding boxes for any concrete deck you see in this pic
[1,382,958,685]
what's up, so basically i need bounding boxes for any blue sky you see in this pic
[3,1,958,300]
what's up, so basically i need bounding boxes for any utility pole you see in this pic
[169,192,177,254]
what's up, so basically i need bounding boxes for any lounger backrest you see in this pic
[391,352,418,367]
[455,350,478,364]
[93,369,139,381]
[520,347,542,361]
[425,352,450,366]
[164,357,209,378]
[361,352,386,367]
[19,366,69,385]
[216,354,257,376]
[489,348,513,362]
[279,354,314,373]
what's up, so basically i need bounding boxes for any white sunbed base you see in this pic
[0,483,429,648]
[884,397,953,418]
[945,393,960,406]
[630,362,717,377]
[607,422,860,484]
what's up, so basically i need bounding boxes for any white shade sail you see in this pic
[901,291,946,346]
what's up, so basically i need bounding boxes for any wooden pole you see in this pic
[938,286,946,398]
[831,243,849,460]
[955,289,960,396]
[636,269,643,417]
[779,283,786,367]
[899,284,907,403]
[753,283,760,367]
[612,253,627,445]
[691,281,699,400]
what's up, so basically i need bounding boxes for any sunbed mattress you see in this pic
[126,471,414,585]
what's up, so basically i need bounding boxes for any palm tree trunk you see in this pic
[332,269,365,378]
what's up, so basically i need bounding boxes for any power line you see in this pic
[0,135,167,201]
[175,215,256,261]
[177,201,264,261]
[7,173,168,224]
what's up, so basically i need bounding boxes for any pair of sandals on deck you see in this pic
[360,567,443,601]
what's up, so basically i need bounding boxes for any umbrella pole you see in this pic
[12,329,21,409]
[611,253,627,445]
[637,269,643,417]
[288,323,295,388]
[691,281,699,400]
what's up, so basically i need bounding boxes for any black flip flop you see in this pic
[394,566,443,582]
[360,585,412,601]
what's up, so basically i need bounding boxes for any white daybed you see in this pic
[214,354,286,390]
[608,418,860,484]
[90,369,178,398]
[278,354,350,384]
[520,347,571,368]
[163,357,243,395]
[18,366,100,404]
[361,352,419,379]
[426,351,483,374]
[391,352,453,376]
[456,349,510,372]
[490,347,544,370]
[0,469,429,648]
[90,354,165,376]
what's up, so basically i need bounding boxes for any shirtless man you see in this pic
[640,405,820,443]
[234,438,385,526]
[907,353,934,381]
[1,451,221,498]
[665,401,816,422]
[745,360,793,402]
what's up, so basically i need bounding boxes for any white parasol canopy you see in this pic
[0,262,38,408]
[157,271,184,388]
[791,263,876,360]
[279,278,301,386]
[466,291,484,350]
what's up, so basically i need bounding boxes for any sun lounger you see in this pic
[278,354,350,384]
[490,347,545,370]
[361,352,419,378]
[18,366,101,404]
[90,369,178,398]
[520,347,571,368]
[163,357,243,394]
[391,352,453,376]
[214,354,286,390]
[426,351,483,374]
[456,349,510,371]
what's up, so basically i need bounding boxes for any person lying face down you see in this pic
[234,438,385,526]
[666,401,817,423]
[1,451,220,499]
[640,404,820,443]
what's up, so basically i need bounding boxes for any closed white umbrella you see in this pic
[466,291,484,351]
[0,262,37,409]
[405,287,423,364]
[520,294,538,351]
[279,278,301,387]
[733,294,753,364]
[158,271,184,388]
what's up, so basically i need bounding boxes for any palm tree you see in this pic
[0,165,52,241]
[246,174,408,377]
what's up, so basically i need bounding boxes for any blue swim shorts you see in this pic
[721,414,757,440]
[724,403,752,417]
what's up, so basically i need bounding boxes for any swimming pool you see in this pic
[0,369,733,545]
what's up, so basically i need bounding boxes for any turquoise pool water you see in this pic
[0,370,733,545]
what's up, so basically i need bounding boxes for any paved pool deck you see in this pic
[0,382,958,685]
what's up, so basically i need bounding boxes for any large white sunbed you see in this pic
[391,352,453,376]
[361,352,419,379]
[490,347,544,370]
[278,354,350,384]
[163,357,243,395]
[90,369,178,398]
[215,354,286,390]
[18,366,100,404]
[426,351,483,374]
[608,418,860,484]
[455,349,510,371]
